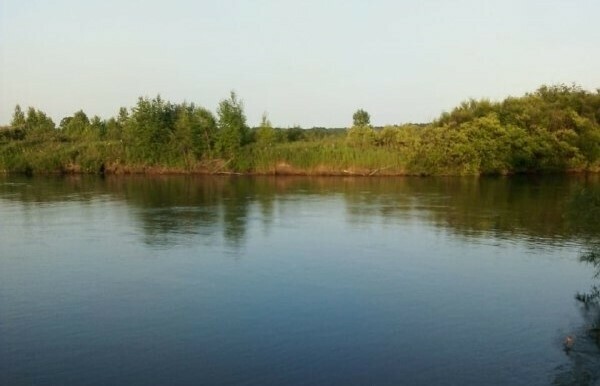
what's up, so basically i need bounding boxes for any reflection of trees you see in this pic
[98,177,284,249]
[568,183,600,239]
[107,176,600,247]
[0,175,266,249]
[343,175,600,242]
[105,176,255,248]
[0,175,107,232]
[0,175,104,203]
[219,178,254,249]
[2,174,599,249]
[111,177,223,247]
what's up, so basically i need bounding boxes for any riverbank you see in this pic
[2,84,599,176]
[2,159,598,177]
[2,139,599,176]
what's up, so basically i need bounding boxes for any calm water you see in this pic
[1,175,599,385]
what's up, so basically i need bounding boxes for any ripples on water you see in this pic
[0,175,599,385]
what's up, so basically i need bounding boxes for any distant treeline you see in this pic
[1,84,599,175]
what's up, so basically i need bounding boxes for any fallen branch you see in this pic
[369,165,393,176]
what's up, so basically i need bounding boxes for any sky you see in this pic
[1,0,599,128]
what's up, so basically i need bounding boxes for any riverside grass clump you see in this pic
[1,84,600,176]
[241,141,408,175]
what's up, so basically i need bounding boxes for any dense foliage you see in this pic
[1,84,599,175]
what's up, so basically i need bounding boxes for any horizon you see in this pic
[2,0,600,127]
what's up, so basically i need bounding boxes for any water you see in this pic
[1,175,599,385]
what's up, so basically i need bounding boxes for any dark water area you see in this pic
[1,175,600,385]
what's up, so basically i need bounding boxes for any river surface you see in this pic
[1,175,599,385]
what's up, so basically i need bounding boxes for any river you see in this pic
[1,175,599,385]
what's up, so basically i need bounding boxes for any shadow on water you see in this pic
[554,184,600,385]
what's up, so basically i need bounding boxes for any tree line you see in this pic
[346,84,600,174]
[1,84,599,175]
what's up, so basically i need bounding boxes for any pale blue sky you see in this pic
[1,0,599,127]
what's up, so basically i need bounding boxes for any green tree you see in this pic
[171,106,195,167]
[104,107,129,140]
[90,116,106,139]
[60,110,90,137]
[353,109,371,127]
[255,112,277,146]
[117,107,129,124]
[167,103,216,166]
[11,105,26,127]
[25,107,55,132]
[348,109,375,147]
[191,105,217,157]
[216,91,248,157]
[123,95,176,163]
[286,126,305,142]
[347,126,376,148]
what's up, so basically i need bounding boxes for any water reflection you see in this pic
[1,175,599,249]
[344,175,600,244]
[106,177,226,247]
